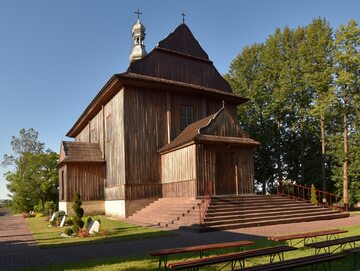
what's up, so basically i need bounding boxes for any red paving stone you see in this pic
[0,207,360,270]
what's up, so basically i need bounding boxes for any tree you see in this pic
[333,20,360,210]
[305,18,334,191]
[2,129,59,213]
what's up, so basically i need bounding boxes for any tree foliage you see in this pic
[2,128,59,213]
[226,19,360,205]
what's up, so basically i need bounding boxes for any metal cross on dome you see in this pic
[134,8,142,19]
[181,12,186,24]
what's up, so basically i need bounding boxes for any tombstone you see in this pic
[59,215,66,227]
[50,213,56,222]
[86,221,94,231]
[88,220,100,234]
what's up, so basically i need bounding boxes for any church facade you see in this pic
[58,19,259,217]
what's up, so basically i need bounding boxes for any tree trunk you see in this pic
[300,121,305,184]
[343,111,349,211]
[276,119,283,181]
[320,111,326,191]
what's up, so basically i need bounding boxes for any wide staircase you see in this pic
[126,197,201,230]
[125,194,349,231]
[200,194,349,232]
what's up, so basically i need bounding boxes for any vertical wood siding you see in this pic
[65,163,105,201]
[124,87,167,185]
[104,89,126,190]
[160,144,196,183]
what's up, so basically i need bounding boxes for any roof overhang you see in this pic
[117,73,249,105]
[66,76,123,138]
[66,72,248,138]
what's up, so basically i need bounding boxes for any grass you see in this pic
[23,224,360,271]
[26,215,173,248]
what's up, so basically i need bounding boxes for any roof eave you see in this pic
[117,73,249,105]
[66,76,122,138]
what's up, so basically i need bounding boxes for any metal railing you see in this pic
[277,180,343,210]
[199,181,212,224]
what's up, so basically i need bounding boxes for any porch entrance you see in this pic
[214,151,236,195]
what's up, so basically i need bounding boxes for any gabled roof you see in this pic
[128,23,233,93]
[157,24,209,60]
[59,141,105,165]
[158,107,260,154]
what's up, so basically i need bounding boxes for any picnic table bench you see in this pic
[344,247,360,268]
[167,245,297,270]
[149,240,254,270]
[233,253,344,271]
[306,234,360,254]
[268,229,348,246]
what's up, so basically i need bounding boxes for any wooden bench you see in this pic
[149,240,254,269]
[232,253,344,271]
[306,235,360,254]
[167,246,297,270]
[343,247,360,268]
[268,229,348,247]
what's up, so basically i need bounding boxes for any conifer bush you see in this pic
[72,192,84,232]
[310,184,318,205]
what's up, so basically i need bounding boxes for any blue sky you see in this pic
[1,0,359,199]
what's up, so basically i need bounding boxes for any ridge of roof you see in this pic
[157,23,209,60]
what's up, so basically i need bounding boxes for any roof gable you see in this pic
[158,107,260,153]
[127,23,233,93]
[157,24,209,60]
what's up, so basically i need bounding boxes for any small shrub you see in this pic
[72,225,79,234]
[64,228,73,236]
[34,203,43,213]
[310,184,318,205]
[35,213,44,218]
[44,201,56,215]
[72,192,84,232]
[65,218,73,226]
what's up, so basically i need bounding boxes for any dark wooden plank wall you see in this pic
[196,145,254,196]
[104,90,126,188]
[196,144,216,196]
[124,87,168,186]
[58,165,67,201]
[236,149,255,194]
[64,163,105,201]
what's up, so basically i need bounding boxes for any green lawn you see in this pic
[26,216,173,248]
[23,224,360,271]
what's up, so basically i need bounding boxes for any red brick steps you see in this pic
[125,195,349,231]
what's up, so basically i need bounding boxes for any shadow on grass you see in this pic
[37,230,176,249]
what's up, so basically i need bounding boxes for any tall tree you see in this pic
[334,20,360,210]
[305,18,334,191]
[2,128,59,212]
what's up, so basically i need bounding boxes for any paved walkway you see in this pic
[1,207,360,271]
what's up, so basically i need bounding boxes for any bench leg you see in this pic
[159,255,167,270]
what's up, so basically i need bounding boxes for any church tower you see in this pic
[129,10,147,62]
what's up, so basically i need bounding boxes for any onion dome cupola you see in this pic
[129,9,147,62]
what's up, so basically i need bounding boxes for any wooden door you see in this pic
[215,152,236,195]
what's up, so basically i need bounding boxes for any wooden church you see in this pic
[58,17,260,217]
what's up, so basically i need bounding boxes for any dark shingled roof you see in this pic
[128,23,233,93]
[60,141,105,163]
[157,24,209,60]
